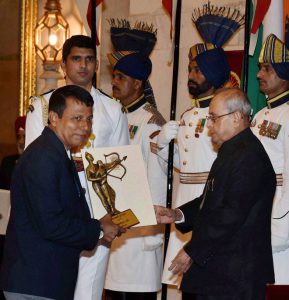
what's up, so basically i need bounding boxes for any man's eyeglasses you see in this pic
[206,111,236,123]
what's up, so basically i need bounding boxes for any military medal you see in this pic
[270,122,282,139]
[259,120,268,136]
[259,120,282,139]
[129,124,138,139]
[195,118,206,138]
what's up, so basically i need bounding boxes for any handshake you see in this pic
[154,205,184,224]
[99,214,126,246]
[157,120,179,149]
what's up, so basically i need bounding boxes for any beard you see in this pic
[188,79,213,97]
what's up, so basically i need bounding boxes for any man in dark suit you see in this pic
[0,85,124,300]
[156,88,276,300]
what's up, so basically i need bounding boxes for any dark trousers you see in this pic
[105,290,157,300]
[182,283,266,300]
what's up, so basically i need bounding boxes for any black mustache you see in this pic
[188,80,198,86]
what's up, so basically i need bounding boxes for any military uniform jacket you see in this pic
[177,128,275,295]
[251,90,289,283]
[159,98,217,284]
[105,97,167,292]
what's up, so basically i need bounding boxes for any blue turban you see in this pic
[195,47,230,88]
[114,53,152,81]
[259,34,289,81]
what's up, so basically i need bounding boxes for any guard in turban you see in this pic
[251,28,289,285]
[105,20,167,300]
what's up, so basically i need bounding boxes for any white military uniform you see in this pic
[25,86,129,300]
[104,95,167,292]
[251,90,289,284]
[158,96,217,285]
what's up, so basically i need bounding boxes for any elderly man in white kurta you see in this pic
[251,33,289,284]
[25,35,129,300]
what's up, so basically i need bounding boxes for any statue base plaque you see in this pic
[112,209,139,228]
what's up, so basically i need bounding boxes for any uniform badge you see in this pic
[195,118,206,138]
[129,124,138,139]
[259,120,282,139]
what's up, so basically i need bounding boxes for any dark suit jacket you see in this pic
[177,128,275,296]
[0,154,20,190]
[0,127,101,300]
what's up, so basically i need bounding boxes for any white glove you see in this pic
[157,120,179,149]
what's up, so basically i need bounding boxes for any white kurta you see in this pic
[251,98,289,284]
[25,87,129,300]
[104,102,167,292]
[159,105,217,285]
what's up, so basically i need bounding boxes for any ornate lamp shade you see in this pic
[35,0,69,64]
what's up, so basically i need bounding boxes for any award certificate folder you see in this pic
[0,189,10,235]
[81,144,157,227]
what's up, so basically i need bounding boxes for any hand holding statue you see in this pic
[99,214,126,244]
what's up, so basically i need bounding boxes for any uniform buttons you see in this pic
[194,111,198,115]
[265,111,269,115]
[189,122,193,127]
[183,161,187,165]
[258,124,261,128]
[184,148,188,152]
[185,134,189,139]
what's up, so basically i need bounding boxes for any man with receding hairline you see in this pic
[155,88,275,299]
[25,35,129,300]
[0,85,124,300]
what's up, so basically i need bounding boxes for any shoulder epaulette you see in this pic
[27,104,34,113]
[98,89,113,99]
[40,95,49,126]
[180,107,194,119]
[40,89,55,97]
[143,103,166,127]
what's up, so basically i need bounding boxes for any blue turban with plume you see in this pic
[189,2,244,88]
[259,34,289,81]
[108,19,157,107]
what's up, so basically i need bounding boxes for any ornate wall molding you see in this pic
[19,0,38,115]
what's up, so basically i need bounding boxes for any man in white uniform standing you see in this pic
[251,33,289,285]
[25,35,129,300]
[104,49,167,299]
[156,4,244,298]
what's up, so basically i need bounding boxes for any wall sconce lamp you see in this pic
[35,0,69,92]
